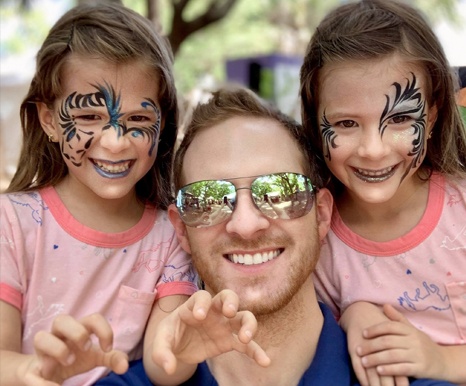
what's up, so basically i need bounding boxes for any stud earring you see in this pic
[428,131,433,139]
[48,134,55,142]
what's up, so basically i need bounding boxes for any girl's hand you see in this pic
[150,289,271,375]
[341,302,409,386]
[358,304,445,380]
[19,313,128,386]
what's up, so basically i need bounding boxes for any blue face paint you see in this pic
[95,82,124,136]
[57,83,162,167]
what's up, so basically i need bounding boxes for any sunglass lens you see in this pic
[176,180,236,227]
[251,173,314,220]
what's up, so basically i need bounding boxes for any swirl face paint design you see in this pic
[58,83,161,167]
[320,111,338,161]
[319,74,427,179]
[379,74,426,183]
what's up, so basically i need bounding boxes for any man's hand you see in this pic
[150,289,271,375]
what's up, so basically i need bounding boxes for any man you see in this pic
[96,87,359,385]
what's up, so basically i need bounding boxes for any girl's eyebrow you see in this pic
[388,99,423,115]
[322,111,363,120]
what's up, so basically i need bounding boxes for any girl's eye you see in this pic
[74,114,101,122]
[390,115,411,124]
[128,115,150,122]
[336,120,357,128]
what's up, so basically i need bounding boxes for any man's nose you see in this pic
[225,189,270,239]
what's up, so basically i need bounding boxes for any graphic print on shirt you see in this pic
[23,295,65,340]
[440,224,466,251]
[58,82,161,167]
[10,192,49,225]
[131,241,196,283]
[397,281,450,312]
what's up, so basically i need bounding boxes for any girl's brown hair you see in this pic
[8,3,178,209]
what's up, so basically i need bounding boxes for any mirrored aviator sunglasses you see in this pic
[175,172,317,228]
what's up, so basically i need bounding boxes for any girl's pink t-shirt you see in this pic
[0,186,197,385]
[314,174,466,345]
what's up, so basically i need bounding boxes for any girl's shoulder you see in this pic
[439,173,466,207]
[436,172,466,193]
[1,188,48,212]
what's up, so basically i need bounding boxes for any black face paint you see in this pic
[58,90,102,166]
[320,111,338,161]
[58,83,161,167]
[379,73,427,182]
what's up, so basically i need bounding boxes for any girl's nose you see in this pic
[99,127,130,153]
[357,127,391,159]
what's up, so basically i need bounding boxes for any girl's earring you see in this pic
[48,134,55,142]
[428,131,433,139]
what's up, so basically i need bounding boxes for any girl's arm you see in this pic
[143,290,270,386]
[143,294,197,385]
[340,301,409,386]
[0,300,128,386]
[358,304,466,384]
[0,300,34,386]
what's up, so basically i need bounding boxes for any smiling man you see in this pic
[95,87,362,386]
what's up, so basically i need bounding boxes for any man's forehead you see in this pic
[181,123,306,186]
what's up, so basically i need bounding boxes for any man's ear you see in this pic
[36,102,58,139]
[315,188,333,241]
[168,204,192,254]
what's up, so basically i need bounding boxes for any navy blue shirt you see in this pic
[95,303,455,385]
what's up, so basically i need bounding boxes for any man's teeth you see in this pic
[228,250,280,265]
[356,166,394,176]
[95,160,130,173]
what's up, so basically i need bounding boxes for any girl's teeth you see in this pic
[95,161,130,173]
[357,166,393,176]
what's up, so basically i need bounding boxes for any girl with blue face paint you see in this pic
[300,0,466,385]
[0,3,198,385]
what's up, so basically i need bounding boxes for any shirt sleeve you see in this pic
[313,236,343,319]
[0,194,26,310]
[154,223,199,292]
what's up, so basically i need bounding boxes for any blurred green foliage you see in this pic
[0,0,462,94]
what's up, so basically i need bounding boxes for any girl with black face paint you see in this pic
[300,1,466,385]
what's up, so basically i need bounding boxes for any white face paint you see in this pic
[48,55,162,202]
[317,55,436,206]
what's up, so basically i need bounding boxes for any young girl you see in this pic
[0,3,198,385]
[300,0,466,385]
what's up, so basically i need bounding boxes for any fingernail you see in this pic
[66,353,76,365]
[83,340,92,351]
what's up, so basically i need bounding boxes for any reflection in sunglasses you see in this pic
[176,172,316,228]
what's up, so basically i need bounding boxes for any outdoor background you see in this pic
[1,0,465,191]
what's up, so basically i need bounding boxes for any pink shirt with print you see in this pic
[0,186,198,385]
